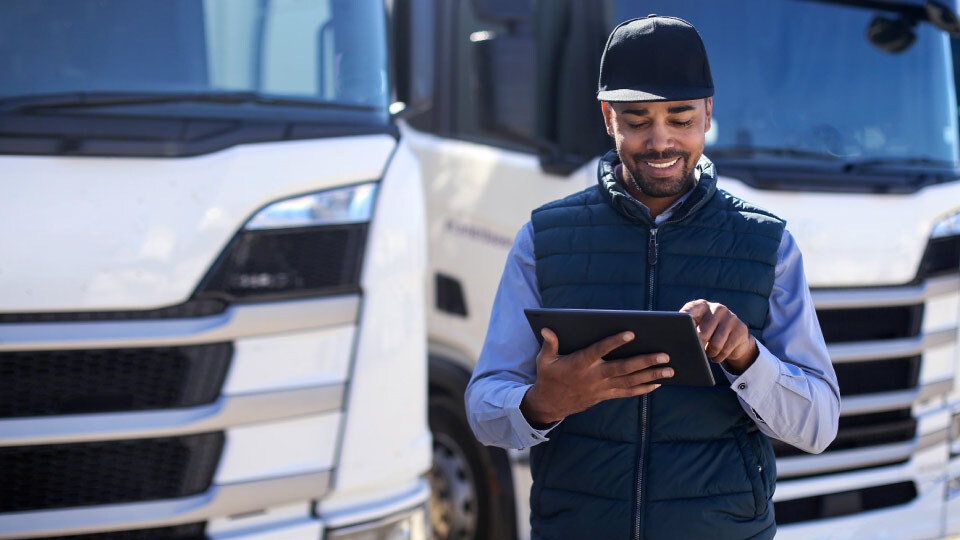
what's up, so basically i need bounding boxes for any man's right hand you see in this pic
[519,328,672,426]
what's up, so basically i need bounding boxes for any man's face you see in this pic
[602,98,712,198]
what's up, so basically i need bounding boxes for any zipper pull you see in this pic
[648,228,658,266]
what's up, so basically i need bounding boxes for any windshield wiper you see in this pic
[707,147,845,162]
[0,91,380,113]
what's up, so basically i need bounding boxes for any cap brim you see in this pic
[597,85,714,102]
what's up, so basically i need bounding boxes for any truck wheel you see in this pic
[428,395,516,540]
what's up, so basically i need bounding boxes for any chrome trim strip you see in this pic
[0,295,360,351]
[320,478,431,530]
[827,327,957,364]
[776,441,915,479]
[775,429,948,479]
[0,471,331,539]
[917,428,950,451]
[812,275,960,309]
[840,379,954,416]
[918,378,956,402]
[0,384,344,447]
[841,389,916,416]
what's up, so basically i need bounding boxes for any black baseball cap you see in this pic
[597,15,714,102]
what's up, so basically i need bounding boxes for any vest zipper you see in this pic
[635,226,658,540]
[635,190,709,539]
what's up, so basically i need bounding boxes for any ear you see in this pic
[601,101,615,137]
[703,97,712,134]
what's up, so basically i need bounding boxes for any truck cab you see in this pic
[402,1,960,538]
[0,1,430,538]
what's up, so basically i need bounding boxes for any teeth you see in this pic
[647,158,679,169]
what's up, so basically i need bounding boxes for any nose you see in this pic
[646,122,674,153]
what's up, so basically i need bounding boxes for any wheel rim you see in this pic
[429,431,479,540]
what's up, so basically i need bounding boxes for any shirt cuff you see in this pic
[723,340,780,423]
[506,384,560,446]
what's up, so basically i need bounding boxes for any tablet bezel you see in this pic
[524,308,716,387]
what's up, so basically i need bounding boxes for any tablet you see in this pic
[524,308,716,387]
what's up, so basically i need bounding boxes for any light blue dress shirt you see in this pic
[465,189,841,454]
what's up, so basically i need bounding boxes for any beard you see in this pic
[622,149,697,198]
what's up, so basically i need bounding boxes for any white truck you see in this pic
[404,0,960,538]
[0,1,432,539]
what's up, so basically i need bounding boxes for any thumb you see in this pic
[539,327,560,360]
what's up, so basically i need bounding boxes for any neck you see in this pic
[616,164,688,219]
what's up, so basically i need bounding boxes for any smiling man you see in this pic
[465,15,840,540]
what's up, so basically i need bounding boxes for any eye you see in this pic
[673,119,694,127]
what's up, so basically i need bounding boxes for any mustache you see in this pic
[632,149,689,162]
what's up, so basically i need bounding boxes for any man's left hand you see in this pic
[679,299,759,375]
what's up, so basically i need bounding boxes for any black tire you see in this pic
[428,394,517,540]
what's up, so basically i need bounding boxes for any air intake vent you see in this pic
[0,433,223,512]
[0,343,232,418]
[816,305,922,343]
[833,356,921,396]
[774,481,917,524]
[41,523,207,540]
[772,409,916,458]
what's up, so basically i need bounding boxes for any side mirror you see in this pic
[807,0,960,37]
[925,1,960,34]
[390,0,435,117]
[867,14,917,53]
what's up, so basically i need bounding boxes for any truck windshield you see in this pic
[615,0,960,166]
[0,0,388,117]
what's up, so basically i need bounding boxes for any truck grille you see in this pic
[0,433,223,512]
[775,481,917,524]
[770,303,925,461]
[773,409,916,458]
[40,523,207,540]
[772,246,959,524]
[816,305,922,343]
[0,343,232,418]
[833,356,920,395]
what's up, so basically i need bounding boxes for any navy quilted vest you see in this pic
[528,151,785,540]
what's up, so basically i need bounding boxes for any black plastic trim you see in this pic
[435,273,469,317]
[918,234,960,278]
[0,342,232,418]
[40,523,207,540]
[0,298,228,324]
[816,305,923,344]
[774,481,917,524]
[712,160,960,194]
[0,113,398,158]
[193,223,368,304]
[0,432,224,512]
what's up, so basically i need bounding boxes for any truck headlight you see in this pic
[920,209,960,278]
[195,182,378,302]
[931,209,960,239]
[325,506,428,540]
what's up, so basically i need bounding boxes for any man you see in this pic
[465,15,840,540]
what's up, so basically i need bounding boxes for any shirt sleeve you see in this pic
[464,222,559,450]
[721,229,841,454]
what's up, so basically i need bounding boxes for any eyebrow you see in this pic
[621,104,696,117]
